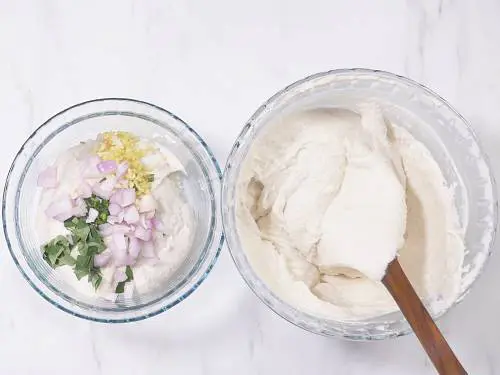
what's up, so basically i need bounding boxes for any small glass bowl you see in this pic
[3,98,224,323]
[222,69,497,340]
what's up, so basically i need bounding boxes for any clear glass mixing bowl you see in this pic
[222,69,497,340]
[3,98,224,323]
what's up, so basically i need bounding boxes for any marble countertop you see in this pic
[1,0,500,374]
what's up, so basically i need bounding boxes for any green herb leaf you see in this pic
[65,217,91,242]
[125,265,134,281]
[90,272,103,290]
[115,281,126,294]
[42,195,111,291]
[78,242,89,256]
[59,254,76,267]
[84,194,110,225]
[76,254,91,269]
[42,235,71,268]
[115,266,134,294]
[74,267,88,280]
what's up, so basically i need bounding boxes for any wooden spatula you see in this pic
[382,258,467,375]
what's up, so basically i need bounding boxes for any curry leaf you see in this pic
[42,195,111,291]
[115,266,134,293]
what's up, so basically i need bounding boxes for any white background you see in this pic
[1,1,500,374]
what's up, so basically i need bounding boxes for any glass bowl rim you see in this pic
[3,97,225,323]
[222,68,498,340]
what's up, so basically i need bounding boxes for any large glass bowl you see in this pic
[222,69,497,340]
[3,98,224,323]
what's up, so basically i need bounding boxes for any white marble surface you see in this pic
[1,0,500,374]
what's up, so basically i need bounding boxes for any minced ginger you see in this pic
[97,131,154,196]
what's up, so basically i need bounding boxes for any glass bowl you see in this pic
[3,98,224,323]
[222,69,497,340]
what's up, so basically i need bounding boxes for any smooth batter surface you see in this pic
[236,106,465,321]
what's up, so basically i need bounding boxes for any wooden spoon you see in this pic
[382,258,467,375]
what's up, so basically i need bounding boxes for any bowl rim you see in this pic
[222,68,498,340]
[3,97,225,323]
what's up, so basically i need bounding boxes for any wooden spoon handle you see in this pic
[382,259,467,375]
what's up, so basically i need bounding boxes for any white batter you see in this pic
[236,106,465,320]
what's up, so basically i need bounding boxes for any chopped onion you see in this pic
[107,215,120,224]
[134,226,152,242]
[128,237,141,258]
[121,189,136,206]
[77,181,92,198]
[97,160,117,174]
[109,203,122,216]
[112,224,132,234]
[101,177,117,191]
[112,232,127,251]
[37,166,58,188]
[114,268,127,282]
[109,190,121,204]
[94,250,112,267]
[72,197,88,217]
[138,194,156,213]
[116,162,129,179]
[45,197,73,221]
[110,233,128,266]
[110,188,136,207]
[86,208,99,223]
[93,185,112,199]
[92,177,116,199]
[125,256,137,266]
[124,205,140,224]
[107,210,125,224]
[145,210,156,219]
